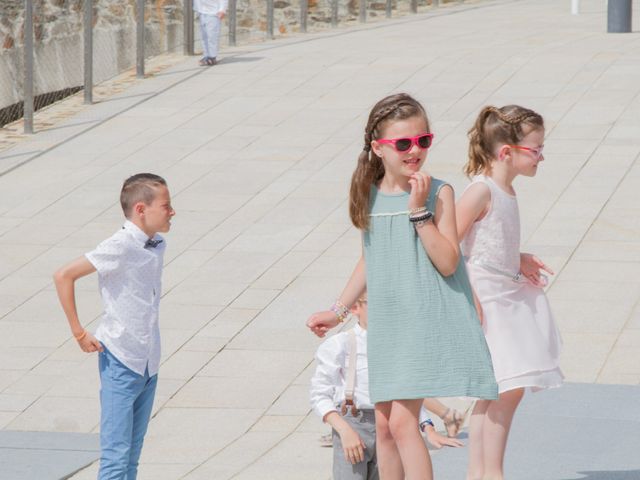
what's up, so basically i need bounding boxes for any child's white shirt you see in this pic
[86,220,165,376]
[310,323,373,419]
[193,0,227,15]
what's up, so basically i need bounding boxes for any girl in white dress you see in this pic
[457,105,563,480]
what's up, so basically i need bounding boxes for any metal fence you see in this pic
[3,0,460,134]
[0,0,185,132]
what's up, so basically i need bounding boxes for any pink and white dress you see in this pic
[462,175,563,393]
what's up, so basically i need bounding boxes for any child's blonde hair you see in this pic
[465,105,544,177]
[349,93,430,230]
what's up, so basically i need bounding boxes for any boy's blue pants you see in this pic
[98,348,157,480]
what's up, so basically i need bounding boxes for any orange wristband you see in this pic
[74,330,87,341]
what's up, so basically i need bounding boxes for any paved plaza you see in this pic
[1,0,639,478]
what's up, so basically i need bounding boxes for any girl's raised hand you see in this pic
[408,172,431,211]
[306,310,340,338]
[520,253,553,287]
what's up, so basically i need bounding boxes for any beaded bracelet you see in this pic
[409,206,427,215]
[409,211,433,223]
[74,330,87,342]
[330,300,350,323]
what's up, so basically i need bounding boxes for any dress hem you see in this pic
[371,385,499,404]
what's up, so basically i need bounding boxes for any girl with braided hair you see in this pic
[458,105,563,480]
[307,93,497,479]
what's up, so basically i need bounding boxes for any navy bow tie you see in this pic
[144,238,163,249]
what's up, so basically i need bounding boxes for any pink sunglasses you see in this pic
[377,133,434,152]
[507,144,544,160]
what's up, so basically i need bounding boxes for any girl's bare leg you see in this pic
[375,402,404,480]
[389,399,433,480]
[466,399,490,480]
[482,388,525,480]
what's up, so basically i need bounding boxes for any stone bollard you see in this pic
[607,0,632,33]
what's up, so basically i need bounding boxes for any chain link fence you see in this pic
[1,0,457,132]
[0,0,185,130]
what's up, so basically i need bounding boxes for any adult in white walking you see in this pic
[194,0,227,66]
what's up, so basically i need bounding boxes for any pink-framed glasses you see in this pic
[377,133,434,152]
[507,144,544,160]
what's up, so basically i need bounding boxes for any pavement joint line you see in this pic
[3,2,639,477]
[0,43,352,246]
[589,148,640,381]
[529,81,640,289]
[0,0,513,179]
[152,196,353,465]
[157,198,343,400]
[522,52,624,254]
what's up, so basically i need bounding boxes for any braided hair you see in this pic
[465,105,544,177]
[349,93,430,230]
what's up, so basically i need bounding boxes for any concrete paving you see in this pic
[0,431,99,479]
[431,383,640,479]
[1,0,639,478]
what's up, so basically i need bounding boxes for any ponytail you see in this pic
[465,105,544,177]
[349,149,385,230]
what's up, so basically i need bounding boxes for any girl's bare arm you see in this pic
[415,185,460,276]
[306,256,366,337]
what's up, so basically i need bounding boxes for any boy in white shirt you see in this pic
[194,0,227,66]
[54,173,175,480]
[310,296,463,479]
[311,296,377,479]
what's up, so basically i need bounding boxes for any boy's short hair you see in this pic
[120,173,167,218]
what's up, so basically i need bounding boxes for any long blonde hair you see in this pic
[465,105,544,177]
[349,93,430,230]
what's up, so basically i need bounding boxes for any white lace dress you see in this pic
[462,175,563,393]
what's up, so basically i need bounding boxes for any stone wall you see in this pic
[0,0,436,111]
[0,0,183,111]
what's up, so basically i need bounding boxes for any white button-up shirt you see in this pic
[86,220,165,376]
[193,0,227,15]
[310,323,373,420]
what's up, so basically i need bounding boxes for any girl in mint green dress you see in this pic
[307,93,496,480]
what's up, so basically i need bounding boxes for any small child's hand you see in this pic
[306,311,340,338]
[520,253,553,287]
[77,331,103,353]
[408,171,431,211]
[217,11,225,19]
[339,427,366,464]
[423,424,464,449]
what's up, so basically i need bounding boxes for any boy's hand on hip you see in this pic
[78,332,103,353]
[217,11,225,19]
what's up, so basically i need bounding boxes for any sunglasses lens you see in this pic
[395,139,412,151]
[418,134,432,149]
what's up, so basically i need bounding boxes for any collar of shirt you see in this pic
[122,220,160,247]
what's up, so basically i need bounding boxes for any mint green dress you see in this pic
[364,179,498,403]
